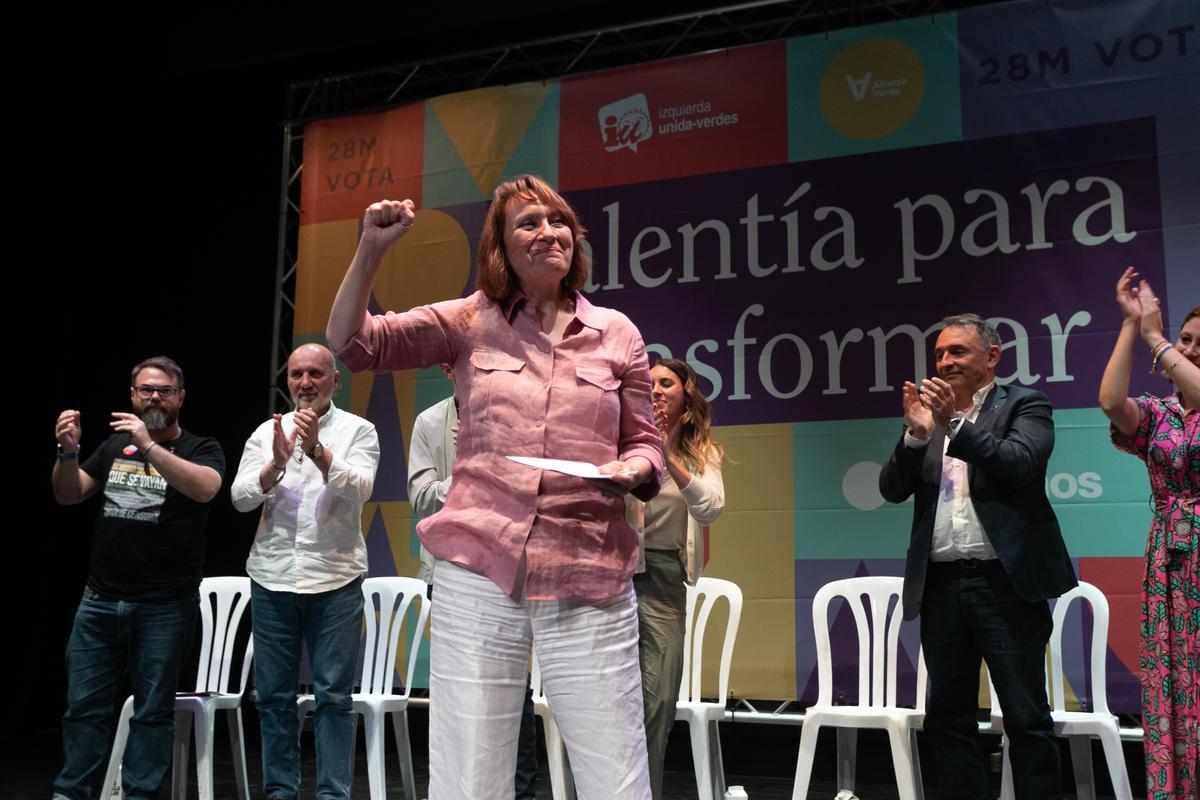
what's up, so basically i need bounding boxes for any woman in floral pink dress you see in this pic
[1100,267,1199,799]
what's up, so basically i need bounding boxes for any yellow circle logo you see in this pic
[819,38,925,140]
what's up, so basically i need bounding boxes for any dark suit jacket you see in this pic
[879,384,1077,620]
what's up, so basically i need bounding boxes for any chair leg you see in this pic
[226,708,250,800]
[194,705,216,800]
[707,719,727,799]
[1097,727,1133,800]
[791,720,821,800]
[390,709,417,800]
[542,715,574,800]
[885,721,919,800]
[1068,736,1097,800]
[172,709,192,800]
[999,734,1015,800]
[909,728,925,800]
[688,717,714,800]
[102,696,135,800]
[363,708,387,800]
[836,727,858,794]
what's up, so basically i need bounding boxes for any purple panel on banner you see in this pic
[956,0,1200,327]
[568,118,1164,425]
[365,505,396,577]
[1105,645,1140,715]
[957,0,1198,141]
[365,370,408,502]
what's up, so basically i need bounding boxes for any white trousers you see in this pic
[429,560,651,800]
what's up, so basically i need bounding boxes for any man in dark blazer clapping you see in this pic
[880,313,1077,800]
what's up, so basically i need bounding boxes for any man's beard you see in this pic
[140,406,176,433]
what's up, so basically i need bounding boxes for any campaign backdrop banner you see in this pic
[293,0,1199,710]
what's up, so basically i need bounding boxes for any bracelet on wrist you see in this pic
[56,444,79,461]
[142,442,159,458]
[1150,341,1173,373]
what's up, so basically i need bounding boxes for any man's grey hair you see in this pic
[941,313,1000,349]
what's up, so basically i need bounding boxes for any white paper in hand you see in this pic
[506,456,606,478]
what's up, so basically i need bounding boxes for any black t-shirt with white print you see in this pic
[80,430,225,601]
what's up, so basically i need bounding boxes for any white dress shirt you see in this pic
[231,404,380,593]
[407,395,457,584]
[905,383,999,562]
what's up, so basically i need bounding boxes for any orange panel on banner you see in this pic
[300,104,425,225]
[559,41,788,191]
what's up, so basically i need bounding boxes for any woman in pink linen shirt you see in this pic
[327,174,663,800]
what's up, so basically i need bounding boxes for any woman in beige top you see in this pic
[630,358,726,799]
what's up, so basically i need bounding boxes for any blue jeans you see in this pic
[252,576,364,800]
[920,561,1061,800]
[54,586,197,800]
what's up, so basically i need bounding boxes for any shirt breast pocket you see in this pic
[576,364,621,439]
[468,349,526,422]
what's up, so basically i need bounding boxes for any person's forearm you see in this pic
[258,459,285,493]
[1158,344,1200,410]
[1099,320,1141,435]
[52,459,88,505]
[145,447,221,502]
[663,449,692,488]
[327,239,388,351]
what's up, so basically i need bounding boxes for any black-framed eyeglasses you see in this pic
[133,384,180,398]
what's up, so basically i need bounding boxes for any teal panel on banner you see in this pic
[792,417,914,559]
[787,14,963,162]
[422,107,482,208]
[1046,407,1152,557]
[422,83,560,208]
[793,408,1153,561]
[506,82,559,189]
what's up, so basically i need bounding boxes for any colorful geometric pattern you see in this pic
[291,0,1200,705]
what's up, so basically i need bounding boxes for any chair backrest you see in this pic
[678,577,743,705]
[360,577,430,697]
[1049,581,1111,715]
[810,576,926,710]
[194,576,253,694]
[985,580,1111,717]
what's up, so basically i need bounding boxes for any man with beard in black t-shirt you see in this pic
[51,356,224,800]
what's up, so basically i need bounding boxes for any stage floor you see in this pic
[7,705,1137,798]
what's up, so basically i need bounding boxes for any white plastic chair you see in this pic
[991,581,1132,800]
[297,576,429,800]
[103,576,254,800]
[531,652,576,800]
[676,577,744,800]
[791,576,927,800]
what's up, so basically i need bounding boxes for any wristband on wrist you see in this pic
[142,442,159,459]
[1150,341,1173,373]
[56,444,79,461]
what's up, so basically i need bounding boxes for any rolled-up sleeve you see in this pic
[680,457,725,525]
[230,423,269,513]
[324,422,379,502]
[334,298,472,373]
[614,321,664,502]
